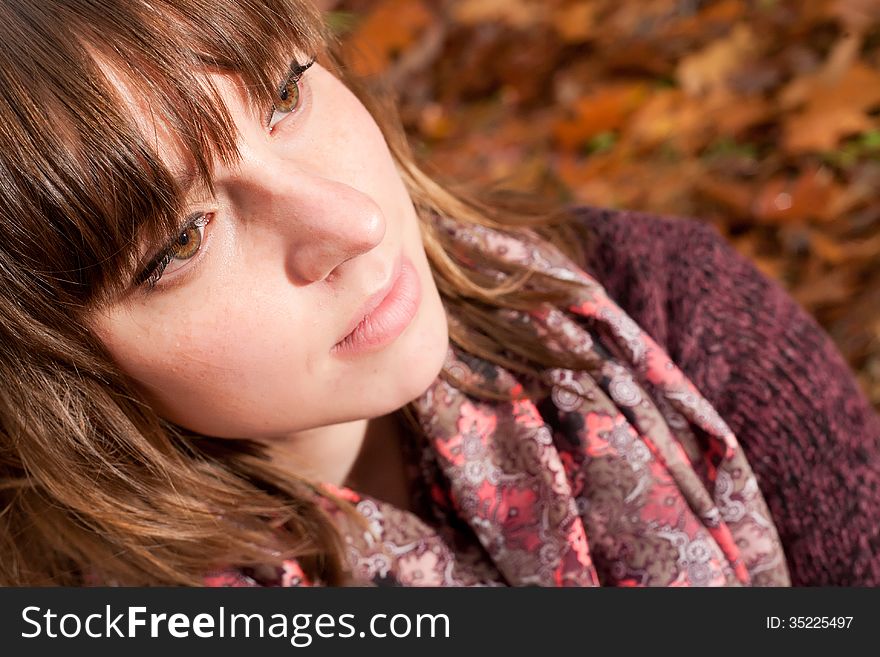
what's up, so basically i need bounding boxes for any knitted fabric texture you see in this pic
[573,207,880,586]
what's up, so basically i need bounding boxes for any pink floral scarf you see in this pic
[206,214,792,587]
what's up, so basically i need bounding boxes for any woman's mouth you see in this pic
[331,253,421,357]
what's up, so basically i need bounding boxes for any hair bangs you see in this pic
[0,0,328,311]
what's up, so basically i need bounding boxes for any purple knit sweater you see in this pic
[573,205,880,586]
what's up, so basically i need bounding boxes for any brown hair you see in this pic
[0,0,596,585]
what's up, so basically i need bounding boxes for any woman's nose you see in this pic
[226,161,386,285]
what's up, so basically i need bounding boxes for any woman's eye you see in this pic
[266,56,315,130]
[141,213,211,290]
[267,77,301,129]
[164,219,204,272]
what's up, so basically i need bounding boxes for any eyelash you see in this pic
[138,213,212,292]
[136,56,315,294]
[264,55,315,130]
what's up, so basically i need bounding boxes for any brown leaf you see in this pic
[753,168,843,224]
[344,0,433,76]
[730,234,788,282]
[417,103,455,140]
[451,0,544,29]
[664,0,747,42]
[553,83,649,151]
[780,51,880,154]
[676,23,758,97]
[784,111,875,154]
[623,89,712,154]
[551,1,598,43]
[792,266,858,309]
[694,175,755,219]
[808,229,880,265]
[713,95,774,138]
[826,0,880,32]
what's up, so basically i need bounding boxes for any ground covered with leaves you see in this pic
[326,0,880,411]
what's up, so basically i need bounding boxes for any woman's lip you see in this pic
[331,253,420,357]
[334,252,403,345]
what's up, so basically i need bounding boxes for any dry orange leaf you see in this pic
[417,103,455,140]
[808,229,880,265]
[753,168,843,224]
[731,234,788,282]
[344,0,433,77]
[792,267,857,309]
[553,83,649,150]
[780,61,880,153]
[825,0,880,31]
[624,89,712,154]
[551,1,598,43]
[712,95,772,137]
[451,0,544,29]
[664,0,747,41]
[694,176,754,218]
[554,153,615,206]
[783,105,876,154]
[676,23,757,97]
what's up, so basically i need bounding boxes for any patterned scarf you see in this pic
[206,213,792,587]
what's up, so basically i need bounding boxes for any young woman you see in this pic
[0,0,877,587]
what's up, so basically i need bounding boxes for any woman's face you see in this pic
[87,57,449,440]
